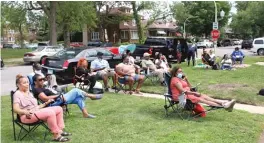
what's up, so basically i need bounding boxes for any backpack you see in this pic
[212,63,220,70]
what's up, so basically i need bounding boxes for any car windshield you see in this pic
[55,49,82,59]
[34,47,45,52]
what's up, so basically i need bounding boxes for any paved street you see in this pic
[0,46,256,96]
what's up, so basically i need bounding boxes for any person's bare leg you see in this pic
[200,94,224,105]
[199,98,222,107]
[82,108,89,117]
[127,77,134,93]
[135,75,144,92]
[102,75,108,88]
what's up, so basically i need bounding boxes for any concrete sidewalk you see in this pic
[110,89,264,115]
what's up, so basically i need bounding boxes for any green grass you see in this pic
[139,56,264,106]
[0,48,32,59]
[1,93,264,143]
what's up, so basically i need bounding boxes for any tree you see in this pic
[1,1,27,47]
[56,2,97,48]
[171,1,231,38]
[230,2,264,38]
[26,1,57,45]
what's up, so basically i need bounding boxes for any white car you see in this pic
[23,46,63,63]
[251,37,264,55]
[196,39,213,48]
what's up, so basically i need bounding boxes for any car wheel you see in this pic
[40,56,47,64]
[258,49,264,56]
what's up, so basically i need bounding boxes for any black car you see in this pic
[3,44,13,48]
[241,39,253,49]
[221,39,234,47]
[41,47,122,83]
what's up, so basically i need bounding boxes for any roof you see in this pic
[148,20,178,30]
[101,7,132,15]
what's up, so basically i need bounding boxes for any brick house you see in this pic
[86,6,179,44]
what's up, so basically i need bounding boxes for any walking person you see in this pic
[187,43,198,66]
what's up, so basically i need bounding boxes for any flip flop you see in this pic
[52,136,70,142]
[91,94,103,100]
[85,114,96,118]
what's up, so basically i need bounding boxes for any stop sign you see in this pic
[211,30,220,39]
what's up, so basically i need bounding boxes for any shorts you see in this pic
[96,70,115,79]
[118,74,140,84]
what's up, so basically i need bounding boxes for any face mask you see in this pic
[177,73,183,79]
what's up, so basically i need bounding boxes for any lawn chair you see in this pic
[163,73,223,120]
[73,67,91,91]
[140,68,159,85]
[11,91,50,143]
[114,73,130,94]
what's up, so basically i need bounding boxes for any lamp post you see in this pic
[213,1,225,54]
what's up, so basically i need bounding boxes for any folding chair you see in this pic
[73,67,91,91]
[114,73,130,94]
[140,69,159,85]
[163,73,223,120]
[11,91,50,143]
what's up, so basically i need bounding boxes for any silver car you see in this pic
[23,46,63,63]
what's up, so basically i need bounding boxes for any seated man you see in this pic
[141,52,165,85]
[201,50,214,66]
[170,66,236,112]
[116,55,145,94]
[32,74,102,118]
[90,52,115,91]
[231,47,245,65]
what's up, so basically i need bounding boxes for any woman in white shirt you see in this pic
[154,53,169,72]
[221,54,232,70]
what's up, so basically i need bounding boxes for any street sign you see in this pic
[211,29,220,39]
[213,22,218,30]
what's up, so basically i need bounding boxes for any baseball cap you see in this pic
[143,52,151,57]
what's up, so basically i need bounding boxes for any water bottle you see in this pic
[147,67,150,75]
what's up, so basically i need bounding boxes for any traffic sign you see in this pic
[211,29,220,39]
[213,22,218,30]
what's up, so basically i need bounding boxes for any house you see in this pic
[1,26,16,44]
[84,6,179,44]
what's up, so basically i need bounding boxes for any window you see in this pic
[254,40,264,44]
[91,32,99,40]
[130,30,138,39]
[96,49,112,56]
[86,49,97,58]
[8,37,12,41]
[132,19,136,26]
[121,30,129,39]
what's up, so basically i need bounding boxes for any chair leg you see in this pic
[12,120,16,140]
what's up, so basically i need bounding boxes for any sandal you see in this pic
[135,90,143,95]
[61,132,72,136]
[128,91,133,95]
[52,136,70,142]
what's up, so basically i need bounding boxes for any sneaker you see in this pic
[224,99,236,112]
[91,94,103,100]
[105,88,109,92]
[86,114,96,118]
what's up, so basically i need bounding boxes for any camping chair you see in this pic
[140,68,159,85]
[163,73,223,120]
[114,73,130,94]
[11,91,50,143]
[73,67,91,91]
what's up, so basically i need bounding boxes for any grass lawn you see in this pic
[139,56,264,106]
[1,93,264,143]
[0,48,32,59]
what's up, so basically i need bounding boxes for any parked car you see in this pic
[196,39,213,48]
[241,39,253,49]
[221,39,234,47]
[251,37,264,55]
[233,39,242,45]
[38,42,49,47]
[25,43,38,49]
[23,46,63,64]
[41,48,122,83]
[132,37,188,63]
[3,44,20,49]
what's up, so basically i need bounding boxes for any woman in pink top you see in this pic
[169,66,236,112]
[13,74,71,142]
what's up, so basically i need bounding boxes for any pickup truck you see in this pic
[131,37,188,62]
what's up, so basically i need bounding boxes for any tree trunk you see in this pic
[63,25,70,48]
[82,24,88,46]
[132,1,144,44]
[49,1,57,45]
[18,24,24,48]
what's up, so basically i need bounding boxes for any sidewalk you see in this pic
[110,89,264,115]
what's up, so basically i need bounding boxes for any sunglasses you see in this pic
[37,78,45,81]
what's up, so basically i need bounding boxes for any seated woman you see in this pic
[32,74,102,118]
[154,53,170,72]
[13,74,70,142]
[201,50,214,66]
[170,66,236,112]
[221,54,232,70]
[76,58,97,93]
